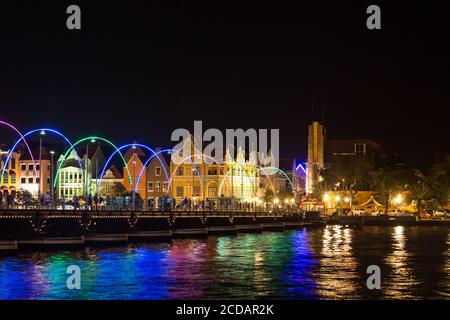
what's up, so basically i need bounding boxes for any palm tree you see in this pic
[409,180,430,216]
[369,168,401,215]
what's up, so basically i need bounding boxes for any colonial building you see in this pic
[169,135,260,203]
[145,150,170,205]
[92,165,123,196]
[0,149,21,196]
[18,147,52,198]
[57,149,87,198]
[122,146,147,198]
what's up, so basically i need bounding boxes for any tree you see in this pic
[408,171,431,215]
[112,182,127,196]
[428,156,449,209]
[369,168,404,215]
[15,189,34,207]
[263,189,274,203]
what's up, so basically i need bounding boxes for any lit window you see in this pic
[155,167,161,176]
[354,143,366,156]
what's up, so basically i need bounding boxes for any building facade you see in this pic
[0,149,21,196]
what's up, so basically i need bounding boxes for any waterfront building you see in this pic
[0,149,21,196]
[92,165,123,196]
[56,149,89,198]
[145,149,170,206]
[169,135,260,203]
[18,147,52,198]
[122,146,147,198]
[326,139,382,160]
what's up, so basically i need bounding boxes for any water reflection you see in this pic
[384,226,421,298]
[0,227,448,300]
[314,225,359,299]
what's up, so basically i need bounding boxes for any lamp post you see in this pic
[38,130,45,201]
[132,144,137,211]
[50,150,55,207]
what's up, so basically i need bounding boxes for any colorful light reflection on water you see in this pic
[0,226,448,300]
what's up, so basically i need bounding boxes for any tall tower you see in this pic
[306,121,325,194]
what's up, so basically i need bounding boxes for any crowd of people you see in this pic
[1,191,292,212]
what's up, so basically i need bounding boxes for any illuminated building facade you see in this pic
[92,165,123,196]
[57,149,90,198]
[0,149,21,195]
[306,121,325,194]
[122,146,147,198]
[169,136,260,203]
[145,150,170,204]
[18,147,52,198]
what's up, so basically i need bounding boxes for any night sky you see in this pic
[0,1,449,167]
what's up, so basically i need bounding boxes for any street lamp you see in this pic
[132,144,137,211]
[50,150,55,206]
[38,130,46,201]
[394,194,403,205]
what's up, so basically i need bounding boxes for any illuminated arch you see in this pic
[1,128,83,180]
[217,162,258,197]
[259,166,296,193]
[0,120,35,182]
[54,136,131,189]
[97,143,169,191]
[135,148,175,192]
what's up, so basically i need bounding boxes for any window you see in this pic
[10,159,16,169]
[21,177,26,184]
[20,163,26,171]
[177,167,184,176]
[28,164,34,171]
[47,177,50,184]
[148,181,154,192]
[36,178,40,184]
[3,173,8,183]
[208,187,217,197]
[176,187,183,197]
[354,143,366,157]
[208,168,218,175]
[155,181,161,192]
[28,177,33,184]
[155,167,161,176]
[47,164,50,171]
[10,173,16,184]
[163,182,168,192]
[36,164,40,171]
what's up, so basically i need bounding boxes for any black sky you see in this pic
[0,1,449,167]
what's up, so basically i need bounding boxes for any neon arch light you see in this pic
[217,161,259,197]
[54,136,131,189]
[1,128,83,180]
[260,166,296,193]
[296,163,307,174]
[135,148,173,192]
[0,120,36,181]
[97,143,169,191]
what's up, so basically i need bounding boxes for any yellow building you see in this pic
[0,150,21,196]
[169,137,259,203]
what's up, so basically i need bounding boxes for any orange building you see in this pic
[122,146,147,198]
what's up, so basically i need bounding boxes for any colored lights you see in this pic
[54,136,132,188]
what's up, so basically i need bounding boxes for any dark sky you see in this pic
[0,1,449,167]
